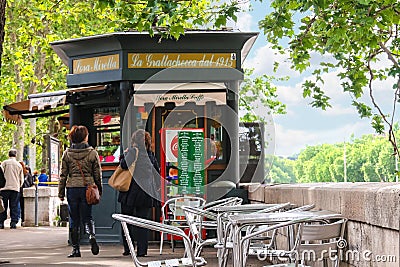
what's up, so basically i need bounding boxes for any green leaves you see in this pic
[352,101,372,118]
[258,0,400,159]
[371,114,385,134]
[302,80,331,110]
[102,0,240,39]
[239,69,287,123]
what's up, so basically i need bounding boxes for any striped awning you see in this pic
[3,85,108,125]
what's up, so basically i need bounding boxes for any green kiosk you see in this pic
[7,31,259,242]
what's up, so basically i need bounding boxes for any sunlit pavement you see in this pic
[0,220,264,266]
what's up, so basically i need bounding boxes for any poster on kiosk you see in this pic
[160,128,206,208]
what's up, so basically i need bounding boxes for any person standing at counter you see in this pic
[58,125,102,258]
[118,129,157,257]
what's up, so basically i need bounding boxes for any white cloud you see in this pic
[244,44,300,78]
[275,83,307,105]
[235,12,253,32]
[309,51,337,68]
[322,105,356,116]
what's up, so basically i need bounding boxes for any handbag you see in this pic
[76,160,100,205]
[108,147,138,192]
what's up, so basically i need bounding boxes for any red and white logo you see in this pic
[171,135,179,158]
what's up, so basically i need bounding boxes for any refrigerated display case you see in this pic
[93,107,120,163]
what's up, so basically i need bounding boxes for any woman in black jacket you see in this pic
[118,129,159,256]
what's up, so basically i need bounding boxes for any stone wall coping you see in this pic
[245,182,400,231]
[23,186,59,198]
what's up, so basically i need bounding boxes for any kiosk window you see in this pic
[93,107,120,162]
[208,119,223,160]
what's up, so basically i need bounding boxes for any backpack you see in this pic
[0,167,5,188]
[22,173,34,188]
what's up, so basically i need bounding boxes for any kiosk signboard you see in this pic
[47,136,60,182]
[161,128,205,201]
[178,130,205,195]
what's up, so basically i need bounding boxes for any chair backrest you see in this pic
[162,196,206,222]
[295,218,347,265]
[288,203,316,213]
[203,197,243,211]
[112,213,205,267]
[255,202,292,214]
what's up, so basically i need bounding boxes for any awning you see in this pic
[3,85,108,125]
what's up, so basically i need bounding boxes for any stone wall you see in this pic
[244,182,400,267]
[23,186,62,227]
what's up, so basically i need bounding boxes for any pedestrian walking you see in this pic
[0,149,24,229]
[58,125,103,258]
[19,162,34,223]
[118,129,159,257]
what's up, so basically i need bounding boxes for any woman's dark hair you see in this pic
[130,129,146,149]
[145,131,152,151]
[68,125,89,144]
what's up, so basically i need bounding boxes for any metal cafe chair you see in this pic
[112,214,207,267]
[180,198,246,258]
[159,196,206,254]
[181,205,220,257]
[239,216,347,267]
[203,196,244,211]
[201,197,244,231]
[253,203,316,254]
[285,204,316,213]
[217,202,292,267]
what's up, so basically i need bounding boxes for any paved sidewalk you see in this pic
[0,224,135,266]
[0,221,263,266]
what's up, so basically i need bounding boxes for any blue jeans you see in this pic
[66,187,92,229]
[0,190,20,224]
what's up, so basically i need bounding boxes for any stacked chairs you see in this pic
[181,205,219,257]
[238,215,347,267]
[159,196,206,254]
[112,214,207,267]
[245,203,317,261]
[215,202,292,267]
[180,197,244,257]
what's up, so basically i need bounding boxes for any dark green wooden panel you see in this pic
[92,169,121,243]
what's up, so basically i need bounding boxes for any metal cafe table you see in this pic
[211,203,291,246]
[228,210,344,267]
[210,203,291,267]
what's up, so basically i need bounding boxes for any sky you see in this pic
[228,0,397,157]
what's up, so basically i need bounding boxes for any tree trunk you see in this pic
[0,0,6,76]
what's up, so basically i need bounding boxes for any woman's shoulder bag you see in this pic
[108,147,138,192]
[76,160,100,205]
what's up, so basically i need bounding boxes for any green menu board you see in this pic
[178,130,205,194]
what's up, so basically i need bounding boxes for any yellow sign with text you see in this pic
[128,53,237,69]
[73,54,119,74]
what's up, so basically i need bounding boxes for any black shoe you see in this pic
[0,224,4,229]
[10,222,17,229]
[122,251,130,256]
[90,236,99,255]
[67,249,81,258]
[137,253,146,257]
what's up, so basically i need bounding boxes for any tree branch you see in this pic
[367,53,399,158]
[379,41,400,68]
